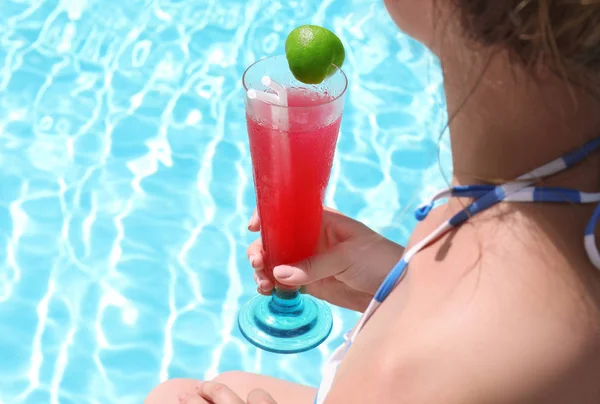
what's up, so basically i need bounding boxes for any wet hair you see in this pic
[455,0,600,97]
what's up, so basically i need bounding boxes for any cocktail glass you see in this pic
[238,55,348,354]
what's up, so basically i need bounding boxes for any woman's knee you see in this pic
[145,377,200,404]
[213,371,247,385]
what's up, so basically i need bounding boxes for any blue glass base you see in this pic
[238,288,333,354]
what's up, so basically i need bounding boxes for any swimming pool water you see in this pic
[0,0,450,402]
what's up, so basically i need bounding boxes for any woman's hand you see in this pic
[247,208,405,312]
[179,382,276,404]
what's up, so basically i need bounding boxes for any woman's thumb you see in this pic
[273,247,348,286]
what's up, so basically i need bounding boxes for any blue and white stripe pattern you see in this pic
[314,136,600,404]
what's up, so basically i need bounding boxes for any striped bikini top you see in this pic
[314,136,600,404]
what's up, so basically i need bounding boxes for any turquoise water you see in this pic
[0,0,449,403]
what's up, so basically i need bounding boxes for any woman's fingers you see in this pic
[247,209,260,232]
[196,382,245,404]
[247,238,273,294]
[248,207,367,292]
[247,389,277,404]
[254,272,273,295]
[273,244,351,286]
[181,385,278,404]
[247,239,265,271]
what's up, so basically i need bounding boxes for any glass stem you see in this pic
[269,287,304,315]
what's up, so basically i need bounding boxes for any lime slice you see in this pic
[285,25,345,85]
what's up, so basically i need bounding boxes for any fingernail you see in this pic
[247,214,256,229]
[274,265,293,279]
[249,255,256,267]
[258,280,269,291]
[178,393,190,403]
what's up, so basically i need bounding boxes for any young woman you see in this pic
[147,0,600,402]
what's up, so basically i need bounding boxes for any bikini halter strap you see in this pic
[374,136,600,304]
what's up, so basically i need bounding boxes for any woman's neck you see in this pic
[441,49,600,191]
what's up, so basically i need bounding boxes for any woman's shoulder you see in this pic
[332,204,600,403]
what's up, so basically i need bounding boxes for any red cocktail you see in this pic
[247,89,342,285]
